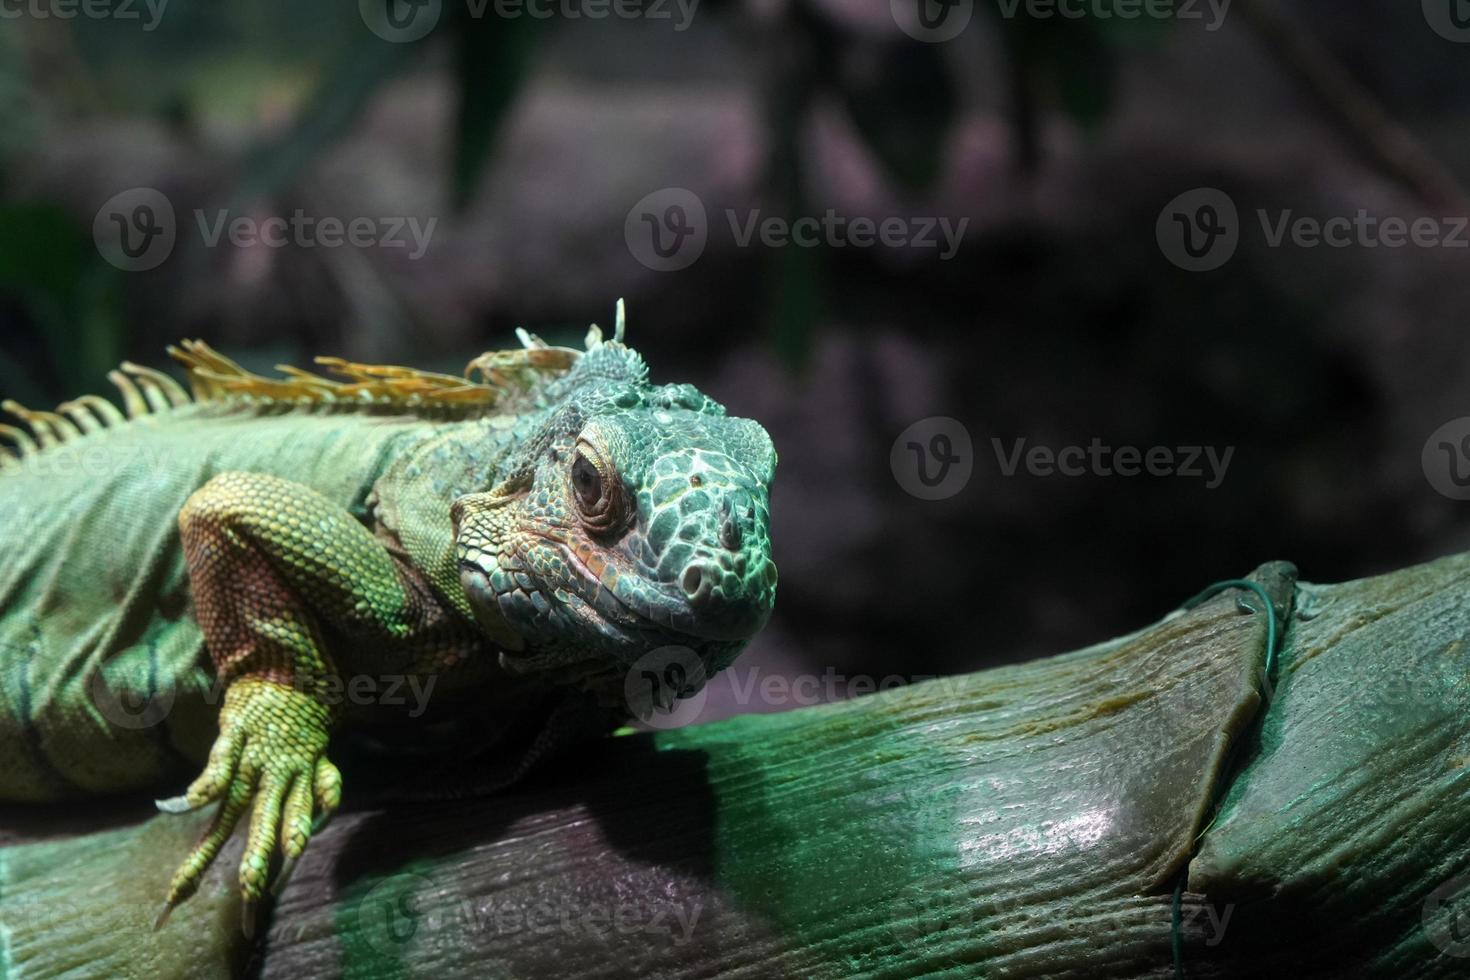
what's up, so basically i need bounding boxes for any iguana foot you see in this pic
[154,677,340,934]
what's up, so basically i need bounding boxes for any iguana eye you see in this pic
[572,452,602,508]
[570,443,623,533]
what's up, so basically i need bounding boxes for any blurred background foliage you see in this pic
[3,1,1470,717]
[0,0,1182,386]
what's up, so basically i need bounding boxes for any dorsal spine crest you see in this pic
[0,301,637,463]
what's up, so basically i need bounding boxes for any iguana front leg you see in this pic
[156,471,464,933]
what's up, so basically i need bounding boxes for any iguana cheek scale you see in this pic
[0,302,778,936]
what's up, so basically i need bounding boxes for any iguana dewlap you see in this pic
[0,302,777,933]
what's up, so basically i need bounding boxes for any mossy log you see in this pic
[2,552,1468,978]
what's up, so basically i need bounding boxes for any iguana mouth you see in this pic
[458,526,766,662]
[524,531,756,643]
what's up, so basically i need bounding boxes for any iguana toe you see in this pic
[155,678,334,929]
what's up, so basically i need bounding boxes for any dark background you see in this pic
[3,0,1469,721]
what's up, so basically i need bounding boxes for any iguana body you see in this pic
[0,408,445,798]
[0,304,777,932]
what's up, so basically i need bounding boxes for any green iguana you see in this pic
[0,302,777,934]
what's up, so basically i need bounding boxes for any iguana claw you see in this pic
[154,678,340,931]
[155,795,199,814]
[272,854,300,896]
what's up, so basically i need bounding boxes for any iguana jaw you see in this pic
[457,564,526,653]
[456,522,770,667]
[532,527,774,644]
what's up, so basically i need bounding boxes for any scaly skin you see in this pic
[0,303,778,935]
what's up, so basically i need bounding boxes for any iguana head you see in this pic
[452,313,777,676]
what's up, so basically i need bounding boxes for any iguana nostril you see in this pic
[682,562,714,602]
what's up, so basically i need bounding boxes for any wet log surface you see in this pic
[1,554,1467,978]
